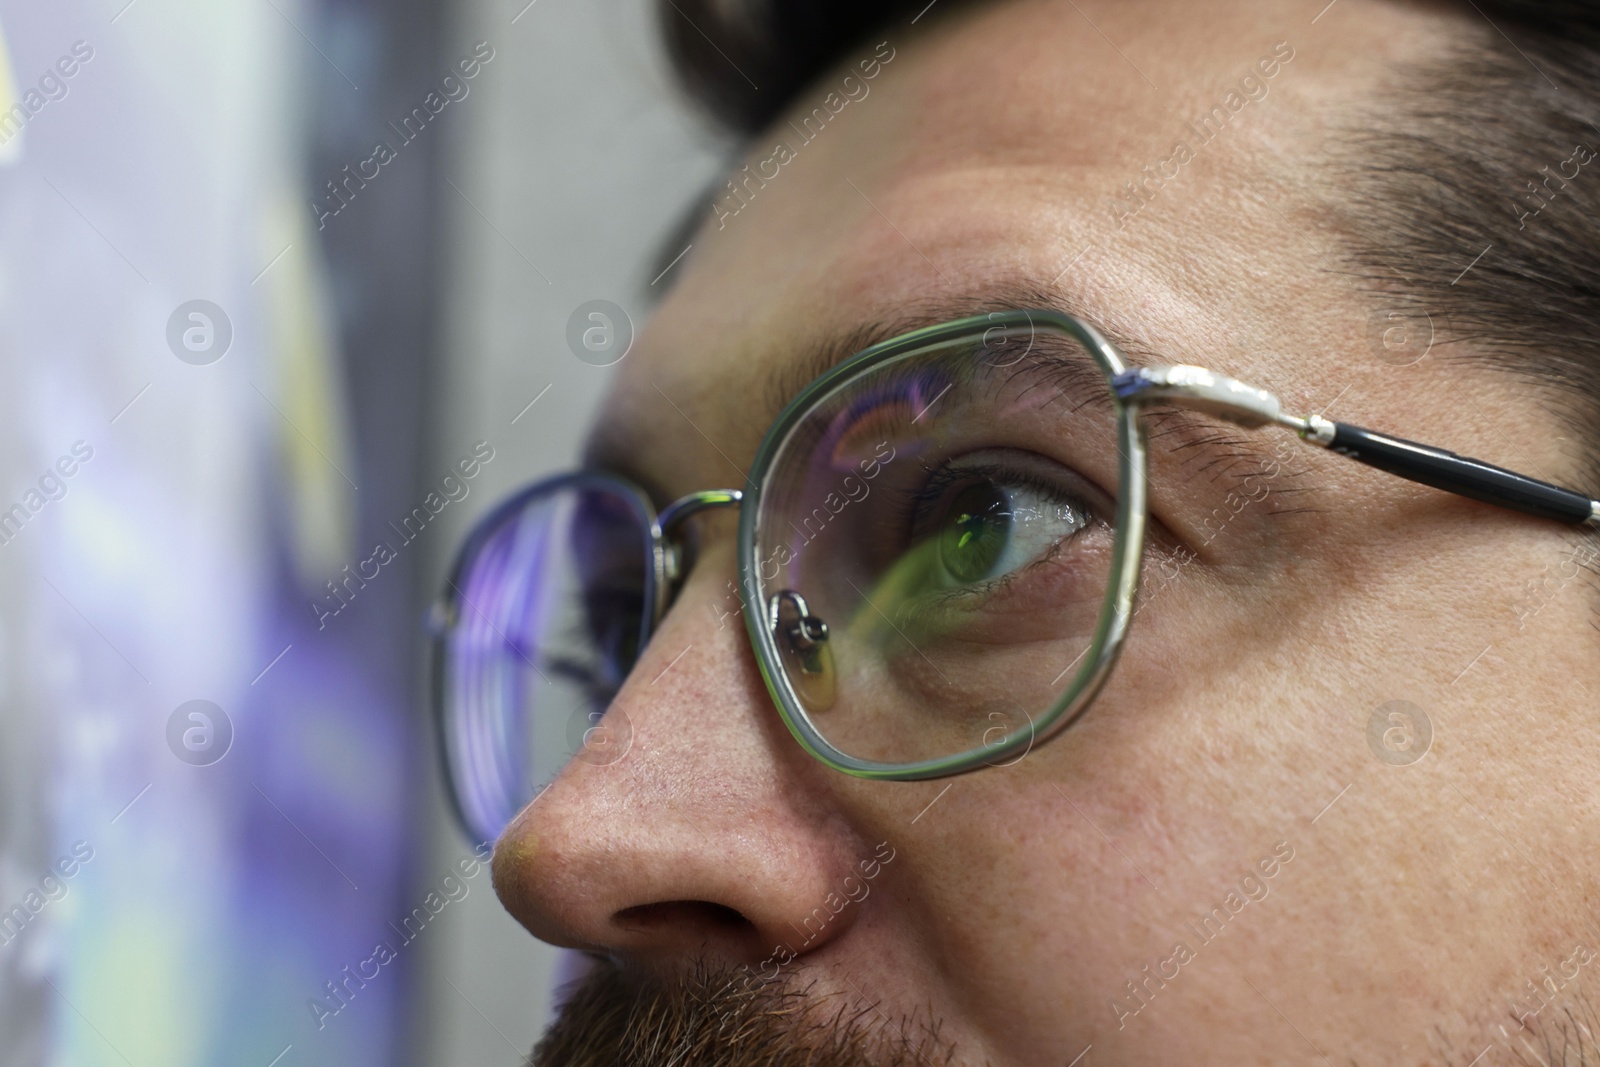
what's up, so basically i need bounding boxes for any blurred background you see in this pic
[0,0,723,1064]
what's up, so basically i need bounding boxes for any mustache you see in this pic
[529,957,958,1067]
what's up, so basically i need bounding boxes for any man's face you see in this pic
[493,1,1600,1062]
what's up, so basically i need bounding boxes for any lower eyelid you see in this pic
[908,526,1116,630]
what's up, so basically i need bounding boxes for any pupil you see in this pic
[939,482,1010,583]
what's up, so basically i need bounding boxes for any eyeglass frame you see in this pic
[431,308,1600,807]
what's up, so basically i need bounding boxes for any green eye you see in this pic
[926,473,1092,589]
[938,483,1012,583]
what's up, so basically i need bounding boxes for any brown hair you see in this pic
[660,0,1600,477]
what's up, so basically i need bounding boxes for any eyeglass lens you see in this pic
[438,480,653,841]
[748,324,1124,767]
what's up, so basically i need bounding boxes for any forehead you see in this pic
[589,0,1449,498]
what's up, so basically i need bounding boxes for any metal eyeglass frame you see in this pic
[431,309,1600,796]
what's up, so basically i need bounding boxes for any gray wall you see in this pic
[412,1,724,1062]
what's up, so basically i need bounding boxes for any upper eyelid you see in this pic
[931,356,1270,552]
[1143,407,1321,515]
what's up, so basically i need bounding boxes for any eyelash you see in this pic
[907,458,1094,542]
[862,452,1099,600]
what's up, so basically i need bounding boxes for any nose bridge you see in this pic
[490,533,868,961]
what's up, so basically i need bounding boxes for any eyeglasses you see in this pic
[429,309,1599,842]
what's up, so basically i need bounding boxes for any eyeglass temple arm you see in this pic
[1114,365,1600,526]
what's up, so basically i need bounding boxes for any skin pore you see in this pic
[491,1,1600,1064]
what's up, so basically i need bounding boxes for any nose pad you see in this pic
[768,589,836,711]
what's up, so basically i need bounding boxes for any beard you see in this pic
[528,957,958,1067]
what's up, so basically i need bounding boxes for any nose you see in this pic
[492,539,867,965]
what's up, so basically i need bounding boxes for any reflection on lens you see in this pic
[437,477,653,842]
[749,323,1123,769]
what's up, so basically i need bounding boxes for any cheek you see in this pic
[1057,755,1165,842]
[860,756,1200,1058]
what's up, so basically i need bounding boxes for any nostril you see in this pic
[613,899,751,936]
